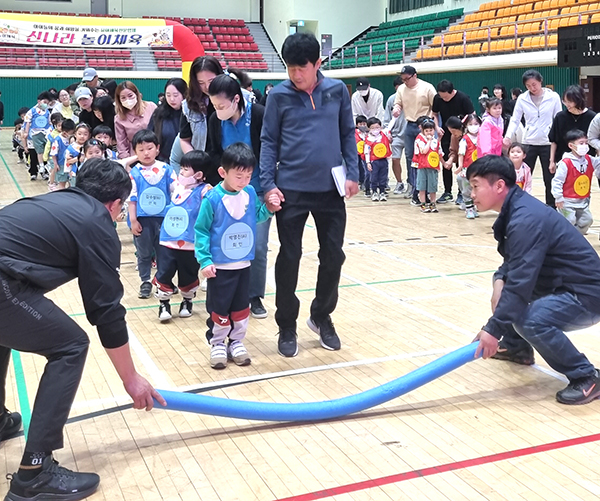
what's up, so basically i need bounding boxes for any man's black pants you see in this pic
[274,189,346,330]
[525,144,554,207]
[0,272,88,452]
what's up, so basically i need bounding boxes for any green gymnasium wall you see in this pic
[0,66,578,125]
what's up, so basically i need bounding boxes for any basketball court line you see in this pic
[274,432,600,501]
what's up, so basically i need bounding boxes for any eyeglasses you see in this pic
[401,74,415,83]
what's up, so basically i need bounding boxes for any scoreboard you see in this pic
[558,23,600,67]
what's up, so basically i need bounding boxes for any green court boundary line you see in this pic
[68,269,495,318]
[0,150,31,436]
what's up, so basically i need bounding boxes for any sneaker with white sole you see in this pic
[5,455,100,501]
[250,297,267,319]
[201,278,208,292]
[306,316,341,351]
[466,207,476,219]
[403,183,414,199]
[210,343,227,369]
[228,340,251,366]
[158,301,172,322]
[379,192,388,202]
[393,182,405,194]
[371,191,379,202]
[179,299,193,318]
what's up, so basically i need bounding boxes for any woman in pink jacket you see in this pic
[477,97,504,157]
[114,81,157,158]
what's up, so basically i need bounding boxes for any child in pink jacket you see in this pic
[477,97,504,157]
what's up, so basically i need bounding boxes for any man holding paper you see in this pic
[259,32,359,358]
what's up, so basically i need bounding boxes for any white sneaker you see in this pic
[179,299,193,318]
[201,278,208,292]
[466,207,476,219]
[379,192,388,202]
[228,340,251,366]
[403,183,413,199]
[158,301,172,322]
[210,343,227,369]
[393,182,405,194]
[371,191,380,202]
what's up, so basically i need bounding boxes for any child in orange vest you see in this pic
[355,115,370,196]
[454,113,481,219]
[364,117,393,202]
[413,116,444,213]
[551,129,600,234]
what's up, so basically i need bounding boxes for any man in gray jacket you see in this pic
[260,33,359,358]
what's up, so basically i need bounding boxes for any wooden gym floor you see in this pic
[1,131,600,501]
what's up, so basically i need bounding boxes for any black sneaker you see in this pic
[250,297,267,319]
[306,316,341,351]
[0,408,21,442]
[29,174,37,181]
[491,346,535,365]
[438,192,453,204]
[179,298,193,318]
[138,281,152,299]
[454,193,464,206]
[277,328,298,357]
[5,456,100,501]
[158,301,172,322]
[556,370,600,405]
[364,189,372,197]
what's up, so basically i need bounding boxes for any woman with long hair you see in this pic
[148,78,187,163]
[114,81,157,158]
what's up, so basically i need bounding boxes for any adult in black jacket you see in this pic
[0,159,165,501]
[207,73,269,319]
[468,155,600,405]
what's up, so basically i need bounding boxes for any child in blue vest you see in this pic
[195,142,278,370]
[49,119,76,191]
[64,123,91,188]
[128,129,177,299]
[155,151,212,322]
[23,91,52,181]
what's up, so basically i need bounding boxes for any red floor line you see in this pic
[274,432,600,501]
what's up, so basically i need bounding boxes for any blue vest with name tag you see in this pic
[206,185,257,264]
[160,183,207,244]
[130,164,173,218]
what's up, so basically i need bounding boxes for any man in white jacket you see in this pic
[503,69,562,207]
[351,77,384,122]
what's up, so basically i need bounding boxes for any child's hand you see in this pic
[201,265,217,278]
[367,162,372,172]
[556,201,564,210]
[131,220,142,236]
[267,193,281,210]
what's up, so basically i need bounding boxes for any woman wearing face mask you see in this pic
[114,80,157,158]
[206,72,270,319]
[92,95,116,134]
[52,89,78,123]
[148,78,187,164]
[549,85,596,175]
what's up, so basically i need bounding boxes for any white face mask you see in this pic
[467,124,480,135]
[216,100,237,121]
[358,89,369,97]
[576,144,589,156]
[370,129,381,136]
[121,97,137,110]
[178,174,198,187]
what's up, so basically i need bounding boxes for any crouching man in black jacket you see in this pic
[0,158,166,501]
[468,155,600,406]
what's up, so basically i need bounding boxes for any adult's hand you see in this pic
[491,279,504,313]
[345,180,359,199]
[265,187,284,212]
[549,161,556,174]
[392,104,402,118]
[436,127,445,138]
[123,373,166,411]
[474,330,499,359]
[502,137,512,148]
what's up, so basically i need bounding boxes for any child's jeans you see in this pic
[370,158,388,193]
[457,175,473,207]
[358,157,369,188]
[134,216,163,282]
